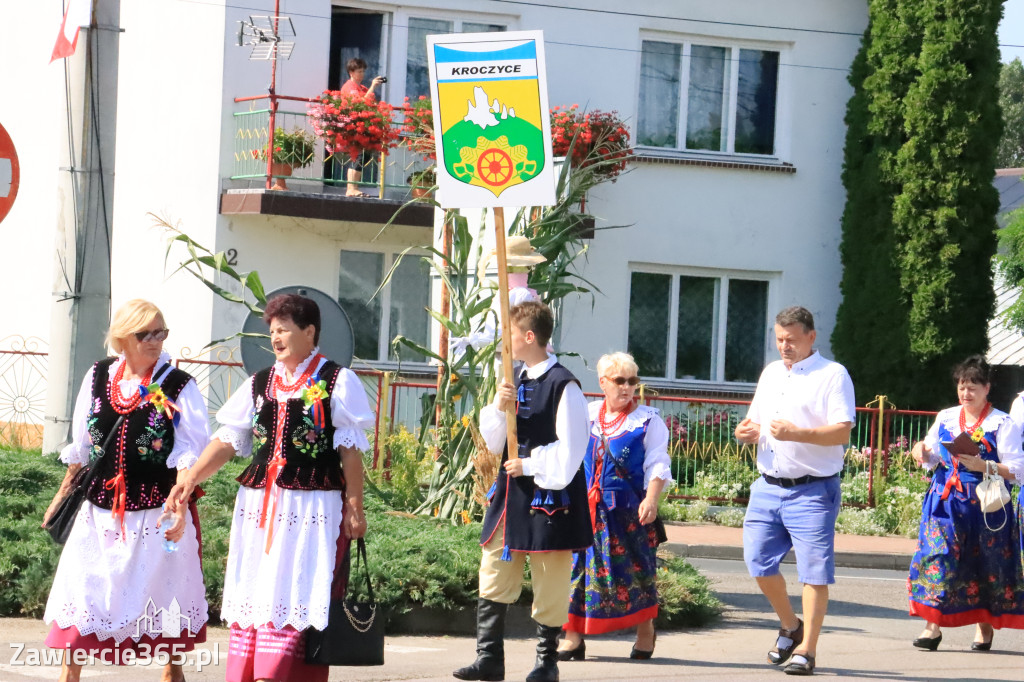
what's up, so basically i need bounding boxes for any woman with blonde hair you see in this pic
[41,299,210,682]
[558,352,673,660]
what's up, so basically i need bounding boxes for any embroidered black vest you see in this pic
[480,362,593,553]
[236,359,347,491]
[85,358,193,511]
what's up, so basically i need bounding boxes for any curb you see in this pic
[663,542,913,571]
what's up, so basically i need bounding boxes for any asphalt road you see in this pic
[3,558,1024,681]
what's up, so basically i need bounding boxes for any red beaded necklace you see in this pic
[108,360,154,414]
[598,400,632,435]
[271,354,322,395]
[959,402,991,435]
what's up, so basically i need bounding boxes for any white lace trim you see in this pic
[168,450,199,471]
[214,426,252,458]
[1008,460,1024,486]
[588,402,660,437]
[333,427,370,451]
[273,346,321,383]
[44,503,208,643]
[221,486,342,632]
[60,441,89,465]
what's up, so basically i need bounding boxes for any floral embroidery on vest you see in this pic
[134,410,170,463]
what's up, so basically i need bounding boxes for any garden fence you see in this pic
[0,338,937,508]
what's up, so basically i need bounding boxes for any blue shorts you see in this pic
[742,475,841,585]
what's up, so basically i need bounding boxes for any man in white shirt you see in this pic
[734,306,856,676]
[454,301,591,682]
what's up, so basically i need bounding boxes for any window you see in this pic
[339,250,431,363]
[405,19,505,99]
[638,40,780,156]
[627,270,769,383]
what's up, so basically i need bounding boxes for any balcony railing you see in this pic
[230,103,433,202]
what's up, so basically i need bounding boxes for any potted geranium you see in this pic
[253,127,315,190]
[550,105,631,181]
[407,167,436,199]
[401,96,436,161]
[307,91,401,166]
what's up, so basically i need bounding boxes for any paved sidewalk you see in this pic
[663,522,917,570]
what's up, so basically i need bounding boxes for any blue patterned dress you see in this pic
[908,406,1024,628]
[565,403,673,634]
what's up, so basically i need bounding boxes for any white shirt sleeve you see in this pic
[996,413,1024,472]
[744,367,767,426]
[1008,397,1024,484]
[519,382,589,490]
[212,377,256,457]
[827,368,857,425]
[59,366,96,465]
[165,379,211,470]
[330,368,375,452]
[480,403,509,454]
[642,413,674,488]
[920,414,943,471]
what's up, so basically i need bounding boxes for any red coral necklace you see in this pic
[108,360,153,414]
[599,401,631,435]
[959,402,991,435]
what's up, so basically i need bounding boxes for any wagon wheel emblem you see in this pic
[478,148,514,186]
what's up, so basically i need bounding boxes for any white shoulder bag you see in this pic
[976,460,1010,531]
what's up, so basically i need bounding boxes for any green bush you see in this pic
[0,448,723,630]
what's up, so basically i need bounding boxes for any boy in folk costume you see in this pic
[453,301,592,682]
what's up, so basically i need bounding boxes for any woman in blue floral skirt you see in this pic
[908,356,1024,651]
[558,352,673,661]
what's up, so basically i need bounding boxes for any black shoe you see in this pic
[452,598,507,681]
[525,623,561,682]
[912,634,941,651]
[556,639,585,661]
[971,640,992,651]
[768,619,803,665]
[630,631,656,660]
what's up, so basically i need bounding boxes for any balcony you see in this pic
[220,99,435,228]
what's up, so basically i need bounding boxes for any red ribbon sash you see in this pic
[940,455,963,500]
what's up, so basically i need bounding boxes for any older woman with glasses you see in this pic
[558,352,673,661]
[41,299,210,682]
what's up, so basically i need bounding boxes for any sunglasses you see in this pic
[605,376,639,386]
[134,328,170,343]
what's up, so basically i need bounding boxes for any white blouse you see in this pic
[59,351,210,470]
[588,401,674,488]
[212,347,375,455]
[921,405,1024,473]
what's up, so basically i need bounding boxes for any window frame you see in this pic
[339,246,433,366]
[626,264,776,386]
[634,32,789,162]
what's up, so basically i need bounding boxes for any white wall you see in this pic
[0,4,64,345]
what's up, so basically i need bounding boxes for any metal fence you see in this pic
[0,341,939,508]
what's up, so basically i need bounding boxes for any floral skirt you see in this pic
[908,471,1024,628]
[565,501,659,634]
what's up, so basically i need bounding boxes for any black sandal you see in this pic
[768,619,803,666]
[783,653,815,676]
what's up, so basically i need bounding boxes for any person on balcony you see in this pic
[166,293,375,682]
[453,300,592,682]
[41,299,210,682]
[734,306,855,676]
[340,57,385,197]
[558,352,672,661]
[909,356,1024,652]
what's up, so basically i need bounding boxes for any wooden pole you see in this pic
[493,207,519,458]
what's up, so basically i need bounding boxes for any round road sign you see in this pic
[0,122,19,224]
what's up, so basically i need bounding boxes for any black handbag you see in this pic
[43,415,125,544]
[306,538,385,666]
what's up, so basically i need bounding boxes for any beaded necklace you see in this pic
[108,360,154,414]
[270,354,323,396]
[959,402,991,437]
[598,400,632,435]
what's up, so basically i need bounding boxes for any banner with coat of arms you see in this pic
[427,30,556,209]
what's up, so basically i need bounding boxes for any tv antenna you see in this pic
[237,14,296,60]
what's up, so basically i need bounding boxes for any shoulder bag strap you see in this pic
[76,413,126,489]
[354,537,376,605]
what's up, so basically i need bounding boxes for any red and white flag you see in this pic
[50,0,94,63]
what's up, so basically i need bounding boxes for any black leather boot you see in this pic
[525,622,561,682]
[453,598,507,681]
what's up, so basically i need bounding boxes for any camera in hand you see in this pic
[379,76,387,83]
